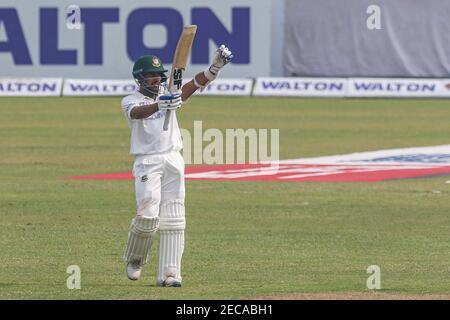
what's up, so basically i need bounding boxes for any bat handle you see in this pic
[163,109,171,131]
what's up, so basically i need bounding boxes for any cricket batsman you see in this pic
[121,45,233,287]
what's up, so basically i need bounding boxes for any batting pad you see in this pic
[123,216,159,264]
[158,200,185,283]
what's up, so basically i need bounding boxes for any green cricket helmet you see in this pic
[132,55,168,95]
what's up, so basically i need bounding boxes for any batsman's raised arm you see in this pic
[181,44,233,101]
[123,45,232,120]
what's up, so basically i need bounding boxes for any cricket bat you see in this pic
[163,25,197,131]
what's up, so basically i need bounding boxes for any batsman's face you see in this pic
[143,72,161,86]
[140,72,162,96]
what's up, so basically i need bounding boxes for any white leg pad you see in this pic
[124,216,159,265]
[157,200,185,284]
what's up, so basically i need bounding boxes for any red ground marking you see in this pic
[65,163,450,182]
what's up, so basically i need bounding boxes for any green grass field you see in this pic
[1,96,450,299]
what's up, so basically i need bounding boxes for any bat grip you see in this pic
[163,110,171,131]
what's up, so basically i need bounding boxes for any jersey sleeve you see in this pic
[121,97,139,120]
[121,95,156,120]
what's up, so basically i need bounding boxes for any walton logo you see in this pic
[0,6,250,65]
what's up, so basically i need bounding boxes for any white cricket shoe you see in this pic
[157,276,182,287]
[127,261,142,280]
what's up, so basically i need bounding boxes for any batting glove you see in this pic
[157,92,182,111]
[204,44,234,81]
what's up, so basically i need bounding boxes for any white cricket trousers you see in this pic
[133,150,185,217]
[131,150,186,283]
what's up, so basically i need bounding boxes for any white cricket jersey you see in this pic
[121,91,183,155]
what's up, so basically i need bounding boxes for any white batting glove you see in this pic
[157,92,182,111]
[204,44,233,81]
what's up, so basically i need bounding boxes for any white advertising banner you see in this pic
[253,77,347,97]
[63,79,137,96]
[348,78,442,97]
[0,78,62,96]
[2,77,450,97]
[63,78,252,96]
[193,78,253,96]
[438,80,450,97]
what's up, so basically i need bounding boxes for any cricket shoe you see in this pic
[126,261,142,280]
[157,276,182,287]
